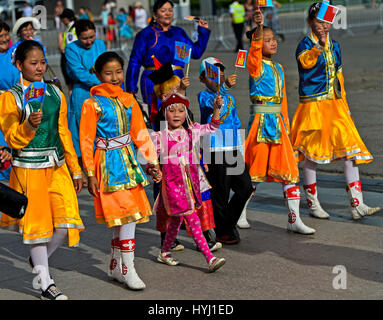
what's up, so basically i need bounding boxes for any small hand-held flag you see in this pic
[174,41,192,76]
[234,49,248,74]
[317,0,339,24]
[23,82,47,113]
[257,0,274,7]
[205,61,221,91]
[174,41,192,64]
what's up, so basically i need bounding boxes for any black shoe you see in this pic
[170,239,184,251]
[196,240,222,252]
[216,234,239,245]
[40,284,68,300]
[233,227,241,241]
[160,233,184,251]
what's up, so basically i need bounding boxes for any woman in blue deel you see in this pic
[0,21,20,180]
[65,19,106,177]
[125,0,210,123]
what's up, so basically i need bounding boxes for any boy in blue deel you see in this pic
[198,57,253,245]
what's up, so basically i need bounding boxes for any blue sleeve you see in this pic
[65,42,102,87]
[198,91,213,124]
[179,26,210,60]
[295,37,311,61]
[232,103,242,130]
[126,29,147,93]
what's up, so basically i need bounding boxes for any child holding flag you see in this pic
[0,40,84,300]
[199,57,253,244]
[290,2,380,220]
[242,8,316,235]
[150,90,226,272]
[149,58,221,253]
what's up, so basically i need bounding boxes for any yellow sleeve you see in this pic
[58,91,82,177]
[337,70,347,100]
[279,65,290,134]
[129,96,158,165]
[298,47,322,69]
[281,83,290,134]
[247,33,263,79]
[79,98,99,177]
[0,91,37,149]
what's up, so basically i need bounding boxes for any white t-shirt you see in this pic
[135,8,147,29]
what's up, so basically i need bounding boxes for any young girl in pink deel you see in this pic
[148,91,226,272]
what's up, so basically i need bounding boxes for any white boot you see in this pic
[284,186,316,235]
[120,239,146,290]
[346,181,381,220]
[237,192,254,229]
[304,183,330,219]
[107,238,125,283]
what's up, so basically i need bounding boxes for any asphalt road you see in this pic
[0,23,382,305]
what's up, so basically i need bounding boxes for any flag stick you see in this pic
[234,66,238,75]
[185,48,192,76]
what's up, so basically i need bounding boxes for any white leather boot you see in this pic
[107,238,124,283]
[346,181,381,220]
[284,186,316,235]
[120,239,146,290]
[303,183,330,219]
[237,191,255,229]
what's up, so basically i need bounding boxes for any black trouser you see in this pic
[232,22,244,51]
[60,52,73,86]
[206,150,253,237]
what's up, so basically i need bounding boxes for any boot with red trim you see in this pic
[120,239,146,290]
[107,238,124,283]
[346,180,381,220]
[303,183,330,219]
[284,186,316,235]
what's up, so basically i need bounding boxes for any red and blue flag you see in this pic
[317,1,339,24]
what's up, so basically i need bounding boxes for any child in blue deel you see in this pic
[198,57,253,245]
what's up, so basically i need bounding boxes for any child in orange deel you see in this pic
[242,8,315,235]
[80,52,161,290]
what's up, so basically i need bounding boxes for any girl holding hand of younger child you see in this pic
[80,52,161,290]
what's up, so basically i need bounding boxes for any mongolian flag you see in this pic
[174,41,192,64]
[317,1,339,24]
[235,50,248,68]
[204,61,220,85]
[257,0,274,7]
[23,82,47,112]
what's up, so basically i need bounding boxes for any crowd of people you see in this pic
[0,0,381,300]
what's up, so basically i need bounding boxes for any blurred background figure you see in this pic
[58,8,77,96]
[117,7,134,49]
[54,1,64,30]
[262,0,284,41]
[22,1,33,17]
[86,8,94,22]
[101,4,109,44]
[229,0,245,52]
[244,0,254,36]
[134,2,148,31]
[78,7,89,20]
[117,7,128,27]
[106,12,117,49]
